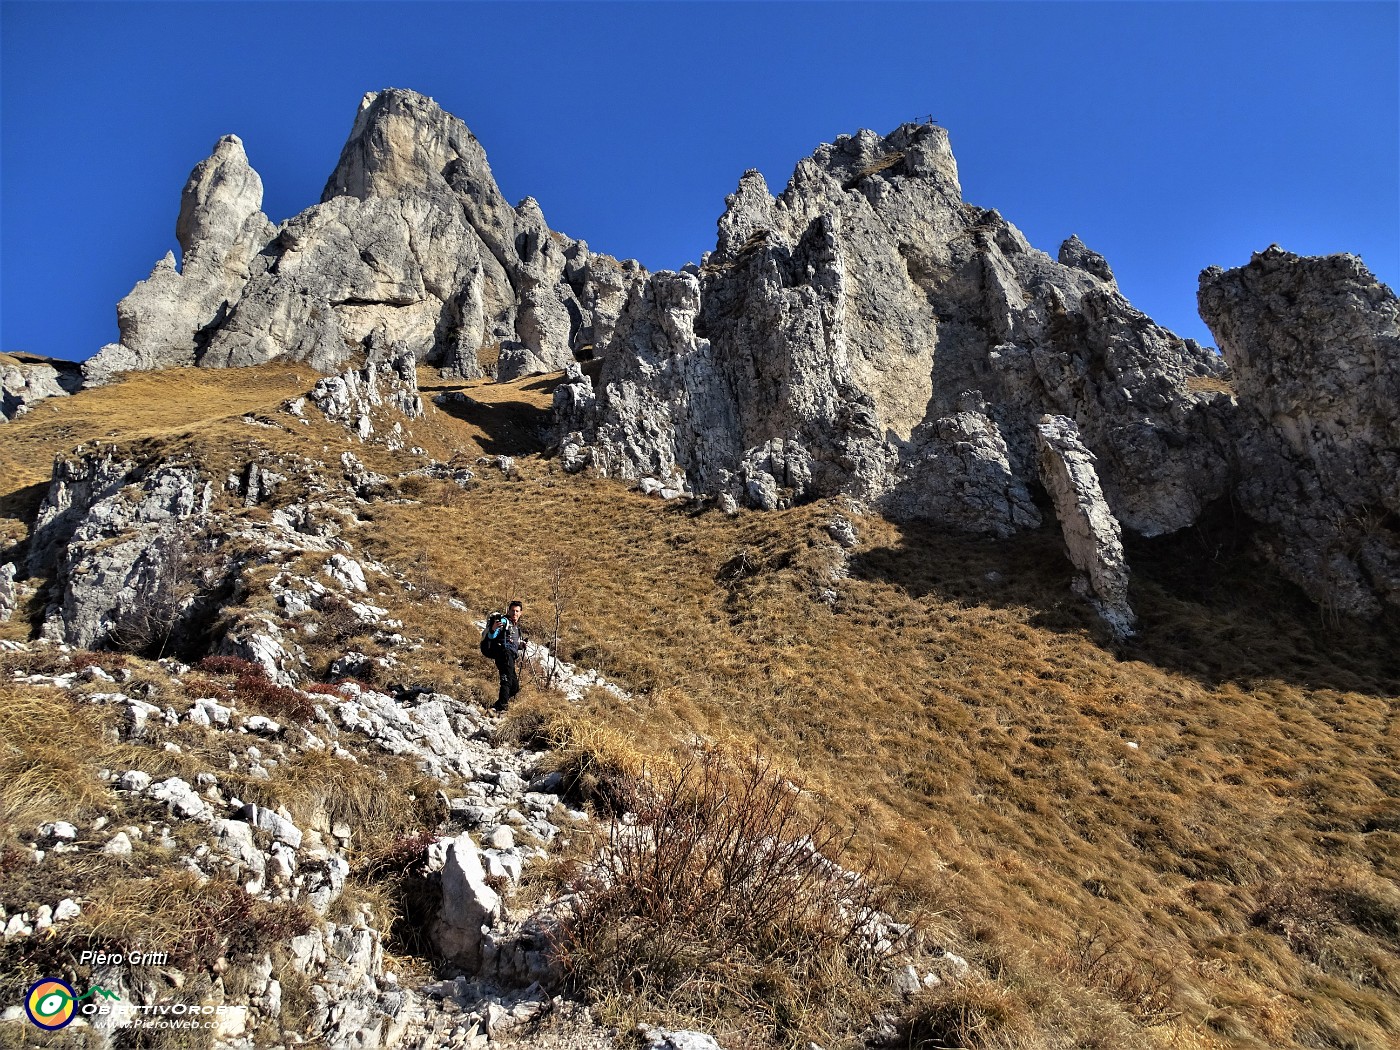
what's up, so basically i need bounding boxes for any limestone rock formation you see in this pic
[85,135,277,384]
[91,89,644,382]
[1035,415,1135,637]
[28,449,212,649]
[1,352,83,420]
[429,832,502,968]
[0,562,17,622]
[560,123,1233,539]
[1200,246,1400,615]
[302,349,424,447]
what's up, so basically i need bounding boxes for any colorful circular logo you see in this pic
[25,978,76,1030]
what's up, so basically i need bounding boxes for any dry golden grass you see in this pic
[352,449,1398,1048]
[854,150,906,180]
[1186,375,1236,396]
[1,363,1396,1048]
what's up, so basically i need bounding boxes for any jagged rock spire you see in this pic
[85,135,277,384]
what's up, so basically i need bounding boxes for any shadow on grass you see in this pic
[848,507,1400,697]
[427,388,551,458]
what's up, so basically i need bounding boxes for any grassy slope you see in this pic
[2,364,1397,1049]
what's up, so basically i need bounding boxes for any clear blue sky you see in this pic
[2,1,1396,362]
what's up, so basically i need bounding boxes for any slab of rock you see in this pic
[1035,415,1135,637]
[428,832,501,968]
[1200,246,1400,616]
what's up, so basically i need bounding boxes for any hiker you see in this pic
[493,600,525,710]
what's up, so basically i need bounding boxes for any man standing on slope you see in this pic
[495,600,525,711]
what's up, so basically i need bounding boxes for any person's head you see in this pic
[507,600,522,622]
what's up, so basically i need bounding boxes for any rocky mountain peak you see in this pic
[813,121,961,197]
[322,87,496,204]
[175,133,268,265]
[88,88,645,383]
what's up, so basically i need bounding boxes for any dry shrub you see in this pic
[500,706,650,815]
[192,654,257,677]
[78,872,312,971]
[236,748,442,854]
[0,646,127,678]
[69,650,130,674]
[1060,928,1179,1027]
[233,675,315,723]
[191,654,313,722]
[557,747,903,1041]
[1252,864,1400,971]
[898,977,1032,1049]
[353,830,442,957]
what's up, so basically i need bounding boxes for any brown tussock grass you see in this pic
[1185,375,1236,396]
[348,461,1399,1048]
[0,687,118,839]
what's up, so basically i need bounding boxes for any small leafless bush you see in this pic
[897,977,1030,1049]
[108,531,223,659]
[193,654,260,677]
[557,747,906,1036]
[1063,928,1179,1027]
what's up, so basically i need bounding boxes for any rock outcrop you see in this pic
[298,349,424,447]
[27,450,213,649]
[1200,246,1400,615]
[1,352,83,420]
[560,124,1233,546]
[91,89,645,382]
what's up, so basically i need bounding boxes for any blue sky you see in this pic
[2,1,1396,362]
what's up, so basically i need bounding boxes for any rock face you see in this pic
[90,89,644,382]
[1035,415,1135,637]
[1,353,83,420]
[429,832,502,969]
[1200,247,1400,616]
[560,123,1233,541]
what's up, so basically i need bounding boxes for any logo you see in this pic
[25,978,76,1030]
[24,979,120,1030]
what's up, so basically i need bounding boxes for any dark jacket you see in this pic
[498,617,522,661]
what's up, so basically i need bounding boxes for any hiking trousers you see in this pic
[495,655,520,707]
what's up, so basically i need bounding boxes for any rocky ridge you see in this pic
[558,124,1234,543]
[63,91,1400,621]
[85,89,645,385]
